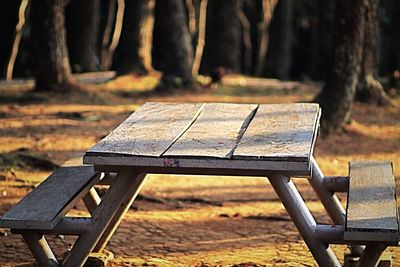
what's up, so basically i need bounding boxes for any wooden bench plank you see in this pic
[86,102,204,157]
[0,165,100,230]
[233,103,320,162]
[345,161,399,242]
[163,103,258,158]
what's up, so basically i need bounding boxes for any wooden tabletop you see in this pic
[84,102,321,176]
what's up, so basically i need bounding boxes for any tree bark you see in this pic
[200,0,241,74]
[315,0,366,135]
[0,1,20,79]
[114,0,148,75]
[153,0,196,90]
[264,0,293,80]
[6,0,29,80]
[355,0,393,105]
[312,0,335,80]
[65,0,100,73]
[31,0,73,91]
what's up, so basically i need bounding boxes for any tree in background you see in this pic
[114,0,149,75]
[315,0,366,135]
[0,1,20,79]
[201,0,241,74]
[355,0,393,105]
[65,0,100,73]
[153,0,197,91]
[30,0,74,91]
[264,0,293,80]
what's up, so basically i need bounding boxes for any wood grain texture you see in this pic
[0,166,100,230]
[85,154,311,176]
[345,161,399,242]
[86,102,204,157]
[164,103,258,158]
[233,103,320,161]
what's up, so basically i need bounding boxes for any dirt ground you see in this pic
[0,74,399,266]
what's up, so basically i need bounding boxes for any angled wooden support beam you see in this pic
[61,170,146,267]
[83,187,101,215]
[22,232,59,267]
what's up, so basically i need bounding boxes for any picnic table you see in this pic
[1,102,398,267]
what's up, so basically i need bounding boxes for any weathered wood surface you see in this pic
[86,155,311,176]
[84,102,321,175]
[164,103,258,158]
[86,102,204,157]
[0,166,100,230]
[345,161,399,242]
[233,103,320,161]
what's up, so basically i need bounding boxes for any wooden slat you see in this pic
[345,161,399,242]
[86,102,204,157]
[163,103,258,158]
[233,103,320,161]
[0,166,100,230]
[85,154,311,177]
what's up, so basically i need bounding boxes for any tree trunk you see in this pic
[312,0,335,80]
[31,0,73,91]
[6,0,29,80]
[114,0,148,75]
[355,0,393,105]
[200,0,241,74]
[254,0,278,76]
[0,1,20,78]
[153,0,196,91]
[264,0,293,80]
[314,0,366,136]
[65,0,100,73]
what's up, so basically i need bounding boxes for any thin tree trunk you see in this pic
[101,0,116,70]
[66,0,100,73]
[0,1,20,78]
[139,0,155,74]
[201,0,242,74]
[186,0,197,37]
[115,0,148,75]
[153,0,197,91]
[238,0,252,74]
[101,0,124,71]
[31,0,73,91]
[315,0,366,135]
[6,0,29,80]
[355,0,393,105]
[264,0,293,80]
[254,0,278,76]
[192,0,208,76]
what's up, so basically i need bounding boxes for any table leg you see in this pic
[61,169,146,267]
[268,173,341,267]
[356,244,387,267]
[309,156,365,257]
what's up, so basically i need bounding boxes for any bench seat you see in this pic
[0,164,100,230]
[345,161,399,243]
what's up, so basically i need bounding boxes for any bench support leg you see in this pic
[93,173,147,252]
[22,231,59,267]
[83,187,101,216]
[310,156,365,257]
[61,170,146,267]
[356,244,387,267]
[268,174,341,267]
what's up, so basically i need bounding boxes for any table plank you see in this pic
[163,103,258,158]
[233,103,320,161]
[86,102,204,157]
